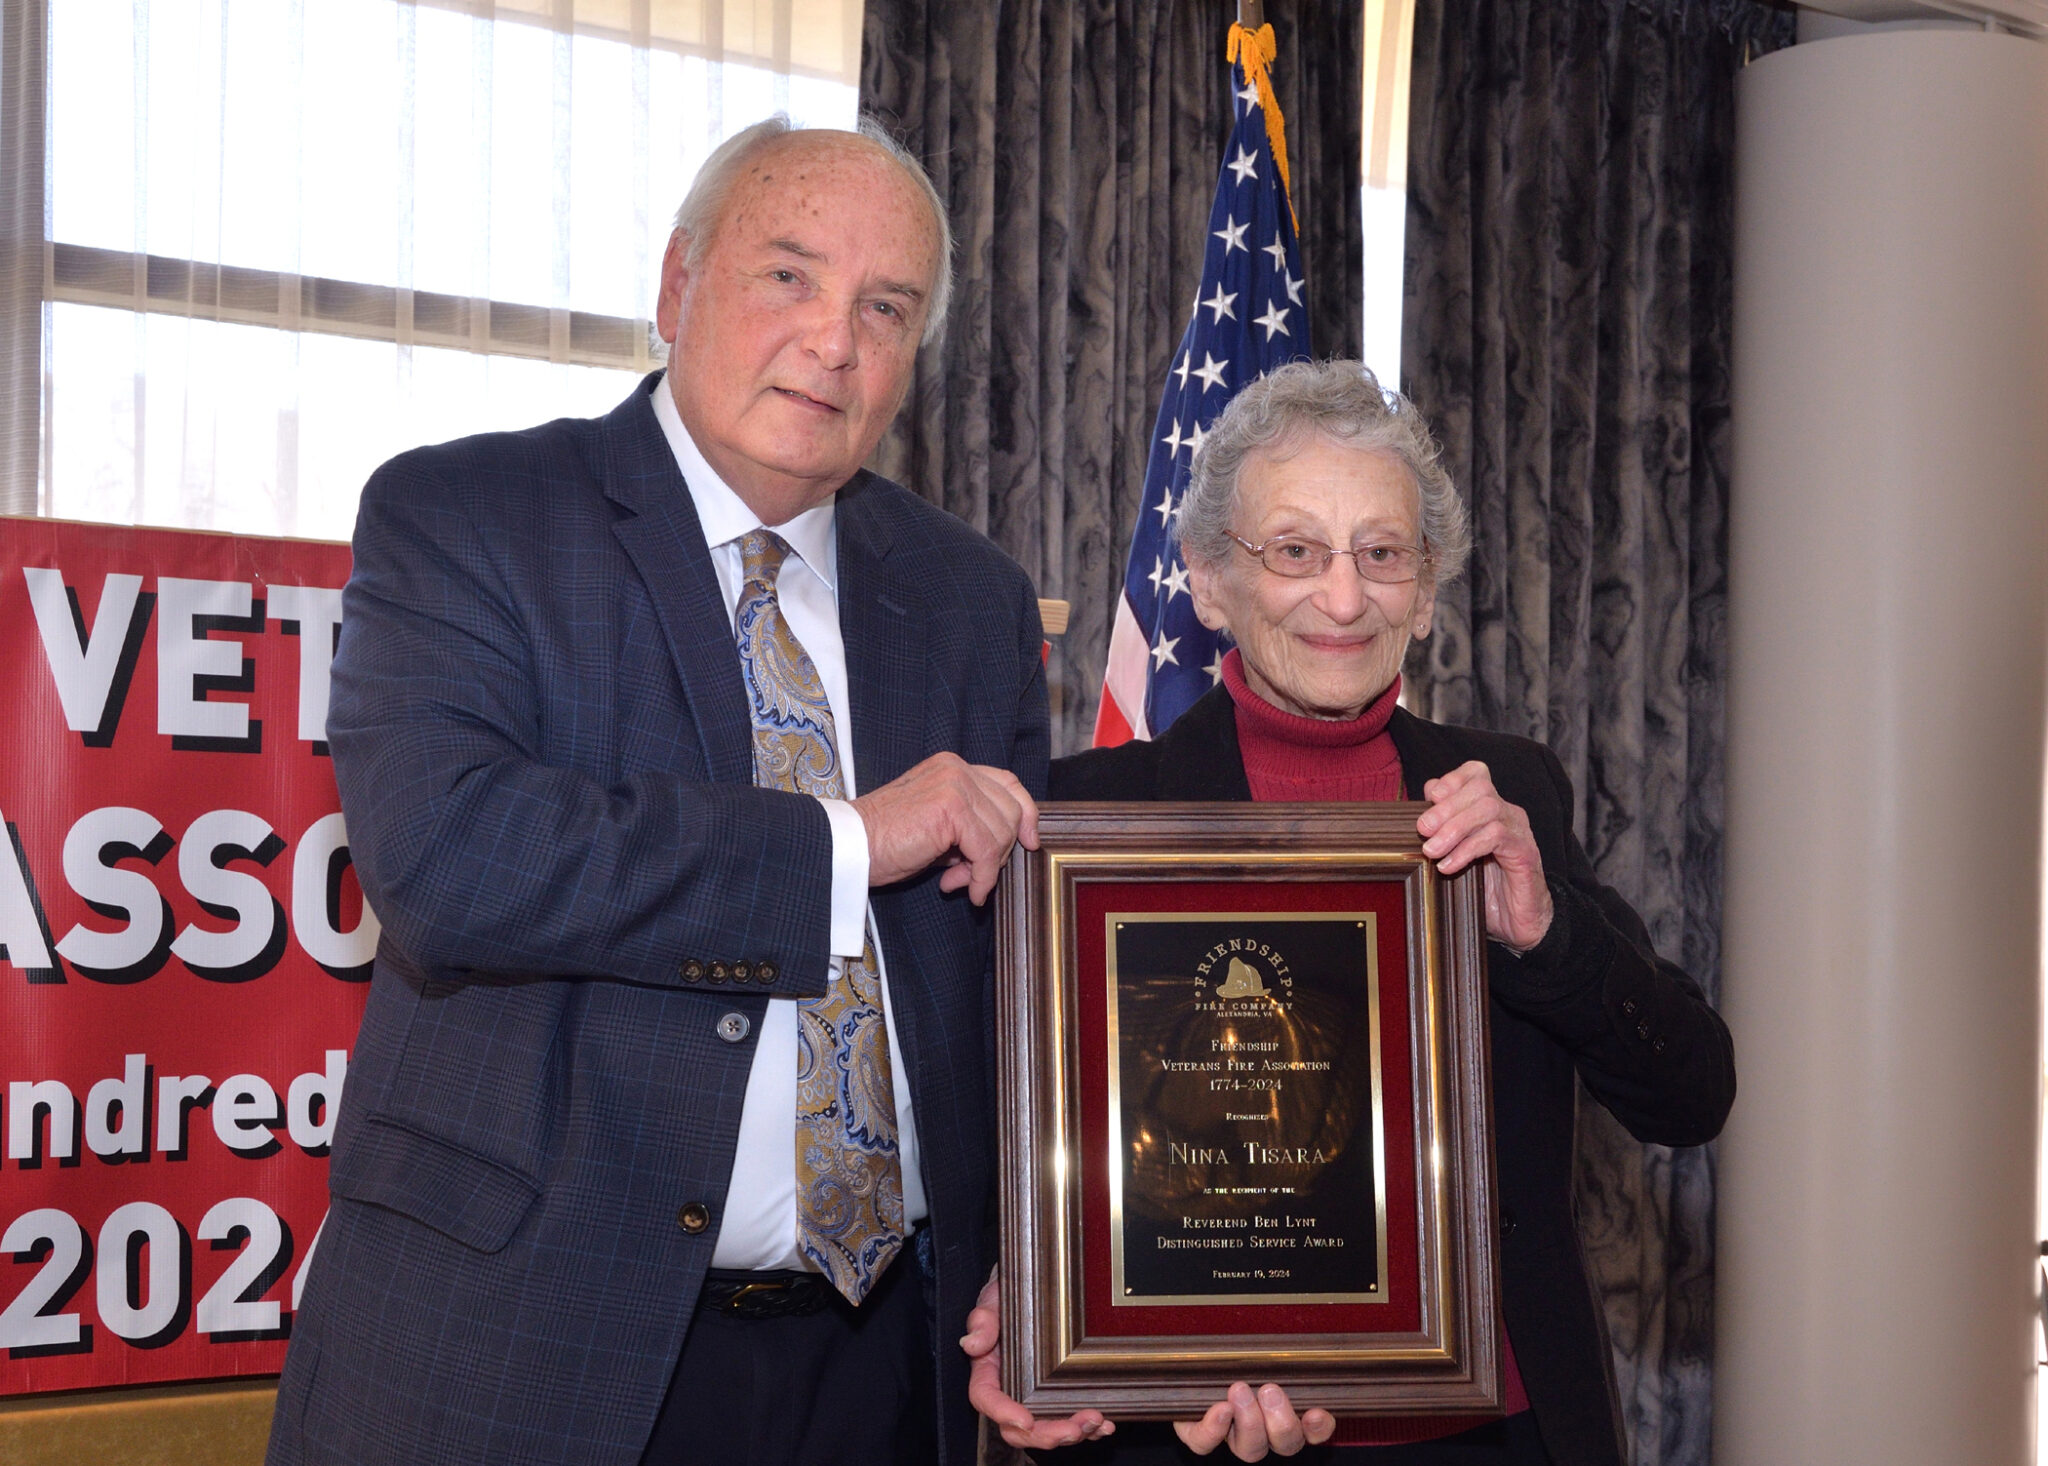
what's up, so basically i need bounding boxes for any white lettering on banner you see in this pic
[195,1197,287,1337]
[56,806,172,980]
[170,810,286,982]
[212,1074,281,1154]
[7,1079,77,1163]
[3,807,373,986]
[291,812,379,975]
[0,1053,344,1166]
[285,1050,348,1152]
[266,585,345,747]
[156,577,260,750]
[84,1054,148,1159]
[21,566,349,750]
[0,806,57,976]
[23,569,151,742]
[0,1209,87,1350]
[0,1198,322,1352]
[156,1073,214,1157]
[97,1202,184,1343]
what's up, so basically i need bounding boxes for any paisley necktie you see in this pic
[733,528,905,1305]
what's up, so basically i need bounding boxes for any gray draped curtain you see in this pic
[1400,1,1793,1461]
[860,0,1362,755]
[863,0,1793,1459]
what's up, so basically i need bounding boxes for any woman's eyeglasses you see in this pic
[1228,533,1429,584]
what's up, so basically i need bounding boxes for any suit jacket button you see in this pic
[1621,996,1639,1016]
[755,961,778,985]
[677,1202,710,1234]
[716,1011,751,1043]
[1500,1206,1518,1239]
[709,961,731,984]
[681,959,704,983]
[732,960,752,983]
[1652,1036,1668,1055]
[1636,1021,1652,1040]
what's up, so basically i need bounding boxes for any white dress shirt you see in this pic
[650,375,929,1270]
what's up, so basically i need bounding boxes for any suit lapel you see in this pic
[834,474,925,793]
[1387,706,1461,798]
[1153,688,1254,802]
[599,378,755,786]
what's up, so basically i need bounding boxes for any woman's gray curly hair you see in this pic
[1176,360,1471,585]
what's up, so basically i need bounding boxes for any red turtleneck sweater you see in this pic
[1220,648,1531,1447]
[1222,649,1406,803]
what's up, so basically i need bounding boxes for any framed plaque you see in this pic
[994,803,1498,1419]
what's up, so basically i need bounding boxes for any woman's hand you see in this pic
[961,1273,1114,1450]
[1174,1381,1336,1460]
[1418,760,1553,952]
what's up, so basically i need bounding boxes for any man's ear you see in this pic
[654,230,691,345]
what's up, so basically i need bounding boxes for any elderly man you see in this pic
[265,119,1047,1466]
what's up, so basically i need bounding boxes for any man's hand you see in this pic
[1173,1382,1335,1460]
[1417,760,1552,952]
[962,1274,1113,1450]
[854,753,1039,904]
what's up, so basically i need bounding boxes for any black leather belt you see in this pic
[697,1268,836,1319]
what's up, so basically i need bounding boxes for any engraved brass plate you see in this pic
[1106,913,1388,1307]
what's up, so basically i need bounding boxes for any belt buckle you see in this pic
[707,1273,832,1319]
[720,1279,790,1314]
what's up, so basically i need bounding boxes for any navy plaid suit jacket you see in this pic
[266,376,1049,1466]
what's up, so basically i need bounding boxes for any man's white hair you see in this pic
[670,114,954,345]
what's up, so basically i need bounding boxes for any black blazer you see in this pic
[1052,687,1735,1466]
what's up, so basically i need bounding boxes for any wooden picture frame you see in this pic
[994,803,1498,1419]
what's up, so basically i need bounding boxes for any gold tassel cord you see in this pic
[1226,20,1297,235]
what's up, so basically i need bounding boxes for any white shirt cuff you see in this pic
[819,797,870,957]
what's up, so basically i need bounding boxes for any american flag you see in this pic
[1092,26,1312,746]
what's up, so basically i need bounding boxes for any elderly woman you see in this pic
[967,360,1735,1466]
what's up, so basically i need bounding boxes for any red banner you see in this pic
[0,517,369,1395]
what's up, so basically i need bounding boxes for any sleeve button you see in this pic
[756,961,779,985]
[677,1202,710,1234]
[716,1011,751,1043]
[1621,997,1639,1016]
[1636,1021,1652,1040]
[732,960,752,983]
[681,958,704,983]
[1652,1036,1667,1055]
[709,961,731,984]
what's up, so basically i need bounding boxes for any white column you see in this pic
[1717,26,2048,1466]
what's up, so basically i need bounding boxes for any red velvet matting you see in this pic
[1069,877,1423,1342]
